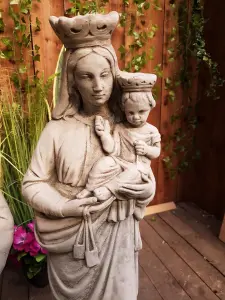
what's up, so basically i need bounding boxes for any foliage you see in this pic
[0,0,54,225]
[12,221,47,279]
[163,0,224,179]
[0,73,52,225]
[0,0,223,189]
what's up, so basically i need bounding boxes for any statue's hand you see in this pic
[61,197,97,217]
[95,116,111,137]
[118,180,154,200]
[134,140,147,156]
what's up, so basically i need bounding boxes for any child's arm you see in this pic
[134,140,161,159]
[95,116,115,154]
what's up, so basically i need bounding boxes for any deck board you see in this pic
[29,284,55,300]
[140,219,220,300]
[138,266,163,300]
[1,265,29,300]
[178,202,221,236]
[140,240,191,300]
[0,202,224,300]
[145,214,225,299]
[160,207,225,275]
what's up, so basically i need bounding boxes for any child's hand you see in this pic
[134,140,148,156]
[95,116,110,137]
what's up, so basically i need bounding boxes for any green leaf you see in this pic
[17,251,27,261]
[21,8,29,14]
[35,17,41,32]
[35,253,46,262]
[33,54,40,61]
[27,271,34,279]
[144,2,150,10]
[10,0,20,4]
[0,18,5,33]
[1,37,12,48]
[19,65,27,74]
[34,44,40,51]
[0,50,13,59]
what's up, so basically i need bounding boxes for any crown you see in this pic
[117,71,157,92]
[49,11,119,49]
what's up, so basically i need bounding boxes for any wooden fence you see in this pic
[0,0,189,207]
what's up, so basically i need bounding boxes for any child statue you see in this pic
[77,71,161,221]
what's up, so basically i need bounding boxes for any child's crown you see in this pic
[49,11,119,49]
[117,71,157,92]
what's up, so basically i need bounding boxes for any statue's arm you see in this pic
[22,123,68,217]
[144,142,161,160]
[100,133,115,154]
[95,116,115,153]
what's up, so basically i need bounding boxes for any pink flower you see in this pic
[41,247,48,255]
[29,239,41,256]
[13,223,48,257]
[13,226,34,252]
[27,222,34,232]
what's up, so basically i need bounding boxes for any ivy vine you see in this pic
[0,0,223,181]
[163,0,224,179]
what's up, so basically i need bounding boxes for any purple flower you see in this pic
[27,222,34,232]
[13,223,48,258]
[29,240,41,256]
[41,247,48,255]
[13,226,34,251]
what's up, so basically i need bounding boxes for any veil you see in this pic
[51,45,123,122]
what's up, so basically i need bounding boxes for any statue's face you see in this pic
[124,97,151,127]
[74,53,113,108]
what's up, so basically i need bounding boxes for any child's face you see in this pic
[124,98,151,127]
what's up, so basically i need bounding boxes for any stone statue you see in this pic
[0,191,14,274]
[22,11,161,300]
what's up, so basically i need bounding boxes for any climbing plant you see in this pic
[0,0,223,185]
[0,0,54,225]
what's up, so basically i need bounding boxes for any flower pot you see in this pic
[22,261,49,288]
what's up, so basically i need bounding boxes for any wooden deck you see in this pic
[0,202,224,300]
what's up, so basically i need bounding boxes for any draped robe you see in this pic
[22,114,153,300]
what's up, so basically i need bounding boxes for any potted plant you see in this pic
[12,221,48,287]
[0,70,54,286]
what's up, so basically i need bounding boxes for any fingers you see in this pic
[95,125,104,132]
[119,188,143,197]
[77,197,97,206]
[119,183,145,191]
[95,116,105,131]
[134,140,145,146]
[104,120,111,133]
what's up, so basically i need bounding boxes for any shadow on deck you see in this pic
[0,202,224,300]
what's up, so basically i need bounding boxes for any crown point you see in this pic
[117,71,157,92]
[49,11,119,49]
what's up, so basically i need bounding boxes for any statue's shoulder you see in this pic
[43,118,72,138]
[145,123,160,134]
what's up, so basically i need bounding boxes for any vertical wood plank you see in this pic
[157,1,183,205]
[0,1,14,71]
[144,0,165,205]
[30,0,64,80]
[109,0,125,70]
[0,2,34,77]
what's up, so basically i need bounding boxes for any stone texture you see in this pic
[22,11,161,300]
